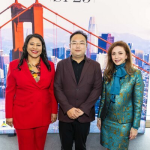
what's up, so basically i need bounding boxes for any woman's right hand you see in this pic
[6,118,13,127]
[97,118,101,130]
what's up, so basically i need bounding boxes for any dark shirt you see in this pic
[71,57,85,84]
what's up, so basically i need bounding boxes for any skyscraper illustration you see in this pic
[86,17,98,58]
[135,50,143,68]
[98,34,114,53]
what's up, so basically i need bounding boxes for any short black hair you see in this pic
[70,30,87,43]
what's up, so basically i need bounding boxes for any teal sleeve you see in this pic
[132,70,144,129]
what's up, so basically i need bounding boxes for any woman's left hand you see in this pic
[129,127,138,140]
[51,114,57,123]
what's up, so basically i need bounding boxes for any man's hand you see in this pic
[67,108,80,119]
[51,114,57,123]
[76,109,84,117]
[129,127,138,140]
[6,118,13,127]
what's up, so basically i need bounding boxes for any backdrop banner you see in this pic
[0,0,149,134]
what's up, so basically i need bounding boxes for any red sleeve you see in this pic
[49,62,58,114]
[5,62,17,118]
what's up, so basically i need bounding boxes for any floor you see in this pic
[0,128,149,150]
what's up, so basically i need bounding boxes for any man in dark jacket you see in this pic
[54,30,102,150]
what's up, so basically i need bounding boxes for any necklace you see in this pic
[28,62,39,68]
[31,64,37,67]
[27,59,40,68]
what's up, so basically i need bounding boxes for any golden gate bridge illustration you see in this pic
[0,0,150,74]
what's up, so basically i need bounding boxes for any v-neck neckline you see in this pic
[23,59,43,86]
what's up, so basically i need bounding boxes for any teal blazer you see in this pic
[98,69,144,129]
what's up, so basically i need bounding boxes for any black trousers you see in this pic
[59,120,90,150]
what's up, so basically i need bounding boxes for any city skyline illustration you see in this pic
[0,0,150,133]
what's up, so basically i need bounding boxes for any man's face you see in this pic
[70,34,87,59]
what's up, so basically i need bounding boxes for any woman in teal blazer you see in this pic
[97,41,144,150]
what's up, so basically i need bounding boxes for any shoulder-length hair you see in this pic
[17,33,51,71]
[104,41,135,82]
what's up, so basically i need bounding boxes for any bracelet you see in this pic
[97,118,101,120]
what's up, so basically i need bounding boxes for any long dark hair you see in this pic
[104,41,135,82]
[18,33,51,71]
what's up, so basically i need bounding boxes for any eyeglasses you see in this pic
[70,42,86,47]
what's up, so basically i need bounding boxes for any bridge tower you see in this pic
[11,0,43,60]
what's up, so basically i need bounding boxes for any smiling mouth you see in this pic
[31,50,38,54]
[115,60,121,62]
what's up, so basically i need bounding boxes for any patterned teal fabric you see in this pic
[101,103,131,150]
[98,69,144,149]
[110,63,127,103]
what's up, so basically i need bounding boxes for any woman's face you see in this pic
[27,37,42,59]
[111,46,127,65]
